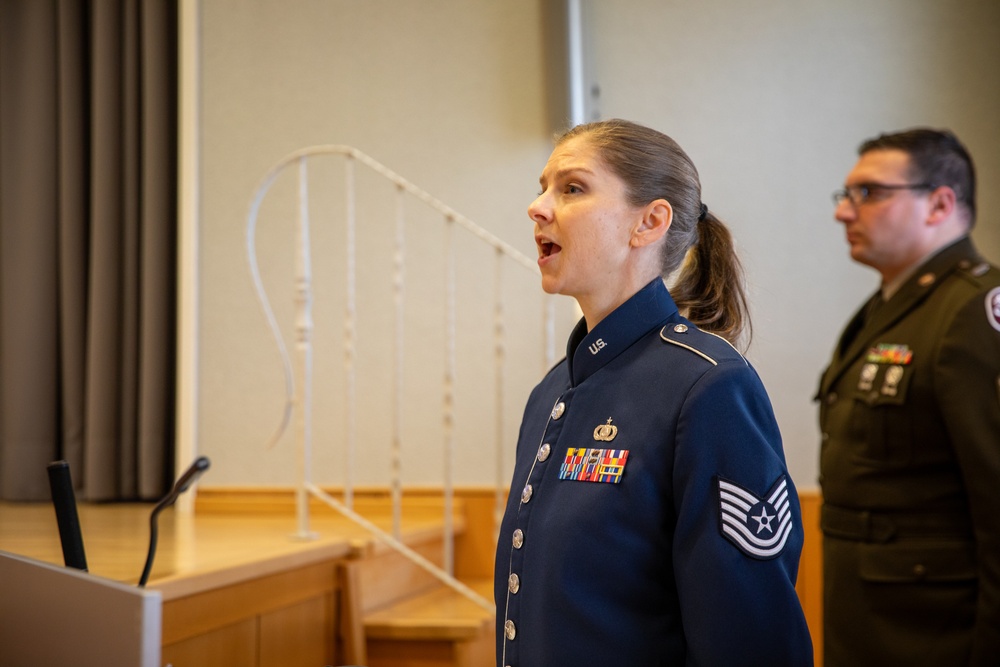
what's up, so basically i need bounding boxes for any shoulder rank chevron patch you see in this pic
[717,475,793,560]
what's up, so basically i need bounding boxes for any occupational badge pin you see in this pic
[593,418,618,442]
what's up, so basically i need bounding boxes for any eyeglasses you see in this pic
[832,182,936,207]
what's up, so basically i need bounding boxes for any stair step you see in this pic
[364,578,494,641]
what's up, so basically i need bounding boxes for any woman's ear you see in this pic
[631,199,672,247]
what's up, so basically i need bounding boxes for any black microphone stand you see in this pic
[138,456,211,588]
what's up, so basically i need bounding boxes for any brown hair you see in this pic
[557,119,751,348]
[859,127,976,225]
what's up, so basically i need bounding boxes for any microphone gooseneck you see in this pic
[138,456,211,587]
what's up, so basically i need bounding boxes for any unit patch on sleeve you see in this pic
[717,475,793,560]
[559,448,629,483]
[986,287,1000,332]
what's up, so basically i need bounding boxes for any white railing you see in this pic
[246,145,556,613]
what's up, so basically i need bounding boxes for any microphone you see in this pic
[46,460,89,571]
[138,456,210,587]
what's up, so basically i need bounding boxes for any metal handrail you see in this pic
[246,145,553,613]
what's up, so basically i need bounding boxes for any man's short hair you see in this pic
[859,128,977,224]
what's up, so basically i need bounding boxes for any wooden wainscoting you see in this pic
[160,560,338,667]
[797,489,823,666]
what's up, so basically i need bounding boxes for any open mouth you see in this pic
[539,241,561,258]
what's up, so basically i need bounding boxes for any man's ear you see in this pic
[926,185,957,226]
[631,199,672,247]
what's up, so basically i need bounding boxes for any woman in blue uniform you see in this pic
[495,119,813,666]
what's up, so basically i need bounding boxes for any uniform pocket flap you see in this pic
[859,542,977,583]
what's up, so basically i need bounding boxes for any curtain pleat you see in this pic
[0,0,177,502]
[86,0,128,500]
[0,0,62,500]
[57,0,91,491]
[138,0,177,497]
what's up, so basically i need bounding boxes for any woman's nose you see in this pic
[528,193,551,225]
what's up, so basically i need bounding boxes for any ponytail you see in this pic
[556,120,753,347]
[670,211,752,349]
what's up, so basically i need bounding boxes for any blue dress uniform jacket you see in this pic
[495,279,813,667]
[818,237,1000,667]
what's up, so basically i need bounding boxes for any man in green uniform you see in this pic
[818,128,1000,666]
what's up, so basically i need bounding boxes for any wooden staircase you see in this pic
[186,486,499,666]
[330,490,497,667]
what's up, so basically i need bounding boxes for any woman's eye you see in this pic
[566,184,583,194]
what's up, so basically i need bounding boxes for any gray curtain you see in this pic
[0,0,177,501]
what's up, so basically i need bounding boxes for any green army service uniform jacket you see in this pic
[817,236,1000,667]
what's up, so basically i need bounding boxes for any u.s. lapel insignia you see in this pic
[717,475,793,560]
[593,418,618,442]
[559,447,629,483]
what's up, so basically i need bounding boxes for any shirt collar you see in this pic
[881,235,968,300]
[565,278,678,386]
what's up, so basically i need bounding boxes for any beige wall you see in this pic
[193,0,1000,491]
[195,0,573,488]
[583,0,1000,488]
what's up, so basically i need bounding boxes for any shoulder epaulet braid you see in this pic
[659,325,749,367]
[955,259,995,285]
